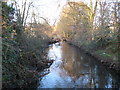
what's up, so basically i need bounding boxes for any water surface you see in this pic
[38,42,120,88]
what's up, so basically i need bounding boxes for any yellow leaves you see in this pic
[63,14,68,18]
[2,21,8,29]
[2,21,6,25]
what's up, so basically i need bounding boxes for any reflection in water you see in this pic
[38,42,120,88]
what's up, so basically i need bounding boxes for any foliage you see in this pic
[2,1,51,88]
[57,0,120,61]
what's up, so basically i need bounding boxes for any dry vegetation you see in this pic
[1,0,120,88]
[2,1,53,88]
[56,0,120,72]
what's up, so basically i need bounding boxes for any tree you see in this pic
[57,1,98,44]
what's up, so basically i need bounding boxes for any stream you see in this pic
[37,42,120,88]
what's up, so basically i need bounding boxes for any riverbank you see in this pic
[2,41,54,89]
[2,2,55,88]
[67,40,120,75]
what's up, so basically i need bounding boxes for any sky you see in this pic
[34,0,67,25]
[15,0,68,25]
[7,0,120,26]
[8,0,91,25]
[25,0,95,25]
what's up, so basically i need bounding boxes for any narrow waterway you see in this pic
[38,42,120,88]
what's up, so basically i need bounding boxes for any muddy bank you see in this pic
[67,41,120,75]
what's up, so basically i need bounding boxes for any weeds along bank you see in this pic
[2,2,52,88]
[56,1,120,73]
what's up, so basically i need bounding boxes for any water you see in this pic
[38,42,120,88]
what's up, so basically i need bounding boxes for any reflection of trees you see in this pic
[87,56,120,88]
[61,43,90,79]
[59,43,120,88]
[86,55,110,88]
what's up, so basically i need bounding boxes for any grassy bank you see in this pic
[67,40,120,75]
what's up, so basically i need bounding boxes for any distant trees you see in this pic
[57,0,120,61]
[57,0,98,43]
